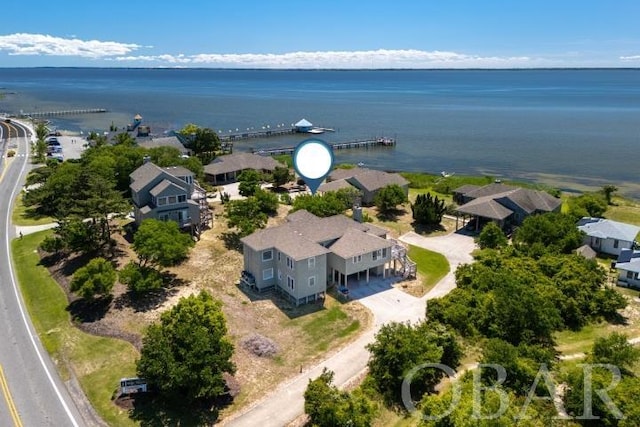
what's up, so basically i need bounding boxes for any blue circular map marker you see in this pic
[292,138,334,195]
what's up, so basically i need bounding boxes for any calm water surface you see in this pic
[1,68,638,195]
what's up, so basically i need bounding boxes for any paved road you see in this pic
[223,230,476,426]
[0,119,86,426]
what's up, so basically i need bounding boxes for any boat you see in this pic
[440,171,455,178]
[307,128,324,134]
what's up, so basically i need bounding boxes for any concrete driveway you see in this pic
[224,229,476,426]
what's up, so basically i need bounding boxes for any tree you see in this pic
[113,132,136,145]
[271,166,292,187]
[35,122,48,140]
[292,192,350,217]
[592,333,640,373]
[366,321,460,405]
[225,198,267,236]
[601,185,618,205]
[70,257,116,299]
[477,222,508,249]
[237,169,262,197]
[137,292,235,405]
[253,188,279,215]
[411,192,447,225]
[119,261,164,293]
[179,123,201,137]
[191,127,220,162]
[34,138,48,163]
[304,368,376,427]
[374,184,407,215]
[132,219,194,268]
[512,212,585,256]
[566,193,608,219]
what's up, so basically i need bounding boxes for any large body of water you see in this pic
[1,68,639,196]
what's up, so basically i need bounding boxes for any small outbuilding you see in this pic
[294,118,313,133]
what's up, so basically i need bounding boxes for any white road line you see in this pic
[3,128,81,427]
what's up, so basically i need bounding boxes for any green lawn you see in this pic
[408,245,450,292]
[11,194,55,226]
[12,231,139,426]
[605,196,640,226]
[288,299,361,354]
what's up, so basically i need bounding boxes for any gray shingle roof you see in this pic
[204,153,284,176]
[162,165,193,177]
[137,136,188,153]
[456,196,514,220]
[329,228,393,258]
[455,183,561,221]
[453,184,481,195]
[328,167,364,182]
[318,179,355,193]
[149,179,182,197]
[578,218,640,242]
[576,244,597,259]
[130,162,165,192]
[240,224,330,260]
[349,169,408,192]
[242,209,389,260]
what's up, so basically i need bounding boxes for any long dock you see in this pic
[252,137,396,156]
[18,108,108,117]
[219,127,296,142]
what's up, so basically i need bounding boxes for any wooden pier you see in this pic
[219,127,296,142]
[18,108,108,117]
[252,137,396,156]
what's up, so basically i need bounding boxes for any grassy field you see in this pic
[605,196,640,226]
[408,245,450,292]
[12,231,139,426]
[11,194,55,226]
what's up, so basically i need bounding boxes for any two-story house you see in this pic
[130,161,211,234]
[240,209,395,306]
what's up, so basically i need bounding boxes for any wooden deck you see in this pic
[251,137,396,156]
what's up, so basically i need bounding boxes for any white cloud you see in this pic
[620,55,640,61]
[113,49,534,68]
[0,33,141,58]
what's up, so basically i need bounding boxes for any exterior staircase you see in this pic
[390,239,417,279]
[192,182,213,238]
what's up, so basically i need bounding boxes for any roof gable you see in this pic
[328,228,392,259]
[348,169,408,192]
[150,179,187,197]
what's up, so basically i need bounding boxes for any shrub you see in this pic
[119,262,164,293]
[7,150,15,157]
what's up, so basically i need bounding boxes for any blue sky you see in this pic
[0,0,638,68]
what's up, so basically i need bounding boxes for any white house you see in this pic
[577,217,640,257]
[615,249,640,289]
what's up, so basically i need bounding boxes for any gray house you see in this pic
[577,217,640,257]
[130,161,212,235]
[204,153,285,185]
[615,249,640,288]
[323,167,409,205]
[241,209,411,305]
[453,183,562,231]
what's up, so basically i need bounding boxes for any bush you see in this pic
[70,257,116,299]
[279,193,292,205]
[119,262,164,293]
[39,235,65,253]
[7,150,15,157]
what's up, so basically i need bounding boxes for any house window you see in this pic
[382,248,387,258]
[614,240,619,249]
[278,251,281,262]
[352,255,362,264]
[627,271,634,279]
[158,213,170,221]
[262,268,274,280]
[278,269,282,282]
[168,195,177,204]
[287,276,295,290]
[308,257,316,269]
[286,256,295,270]
[157,197,167,206]
[262,250,273,262]
[309,276,316,287]
[178,194,187,203]
[373,249,384,261]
